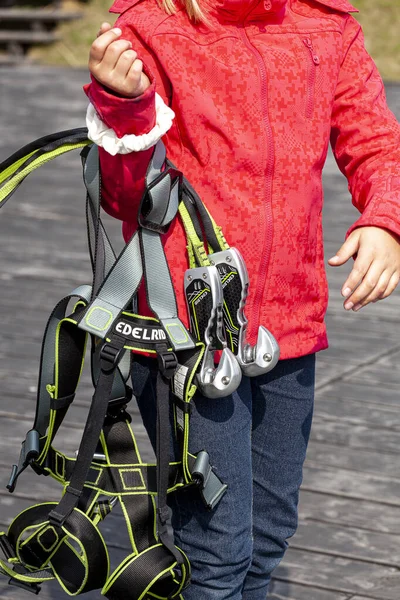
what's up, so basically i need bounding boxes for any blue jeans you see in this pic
[131,353,316,599]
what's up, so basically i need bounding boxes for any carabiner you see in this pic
[209,247,280,377]
[184,265,242,398]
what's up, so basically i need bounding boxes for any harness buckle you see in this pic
[156,345,178,380]
[7,430,40,493]
[99,342,125,373]
[191,450,228,511]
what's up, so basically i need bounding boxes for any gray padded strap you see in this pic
[141,141,195,351]
[77,232,143,339]
[141,230,176,318]
[141,229,193,350]
[83,144,116,286]
[146,138,166,183]
[81,140,194,350]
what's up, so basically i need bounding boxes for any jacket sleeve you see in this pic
[330,16,400,242]
[83,20,172,222]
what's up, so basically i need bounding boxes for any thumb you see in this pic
[328,231,360,266]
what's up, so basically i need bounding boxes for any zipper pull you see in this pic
[303,38,320,65]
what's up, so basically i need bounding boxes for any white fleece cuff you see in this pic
[86,93,175,155]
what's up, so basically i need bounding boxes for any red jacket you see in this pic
[84,0,400,360]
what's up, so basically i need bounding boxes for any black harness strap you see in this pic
[48,335,125,529]
[104,544,189,600]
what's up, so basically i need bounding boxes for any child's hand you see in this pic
[88,22,151,98]
[328,226,400,311]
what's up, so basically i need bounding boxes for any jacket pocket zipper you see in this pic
[303,37,320,119]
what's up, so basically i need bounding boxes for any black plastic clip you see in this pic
[191,450,228,511]
[8,578,41,595]
[100,342,125,374]
[7,430,40,493]
[156,345,178,380]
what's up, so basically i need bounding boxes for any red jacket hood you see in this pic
[109,0,359,19]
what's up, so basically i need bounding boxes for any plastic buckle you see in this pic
[7,430,40,493]
[100,342,125,374]
[8,578,41,595]
[156,345,178,380]
[191,450,228,510]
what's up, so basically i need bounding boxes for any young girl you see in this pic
[85,0,400,597]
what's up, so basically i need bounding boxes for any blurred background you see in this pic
[0,0,398,77]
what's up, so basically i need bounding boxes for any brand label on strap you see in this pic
[172,364,188,402]
[115,320,167,342]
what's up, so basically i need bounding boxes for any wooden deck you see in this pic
[1,66,400,600]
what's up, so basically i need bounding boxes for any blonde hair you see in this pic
[157,0,211,25]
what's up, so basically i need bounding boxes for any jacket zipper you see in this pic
[303,37,320,119]
[239,26,275,345]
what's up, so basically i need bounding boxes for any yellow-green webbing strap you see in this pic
[178,197,229,269]
[0,129,91,206]
[178,201,211,268]
[0,141,90,205]
[202,202,230,252]
[0,149,37,188]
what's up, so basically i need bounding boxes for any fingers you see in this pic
[328,230,361,266]
[343,263,396,311]
[101,38,135,74]
[88,24,150,97]
[116,49,141,80]
[341,253,373,300]
[372,271,400,302]
[89,27,126,67]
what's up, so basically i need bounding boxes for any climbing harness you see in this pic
[0,128,280,598]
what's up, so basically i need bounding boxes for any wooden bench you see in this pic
[0,6,82,61]
[0,9,82,26]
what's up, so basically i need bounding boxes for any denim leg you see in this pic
[131,355,254,600]
[242,353,316,599]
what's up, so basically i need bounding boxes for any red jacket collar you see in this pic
[109,0,359,17]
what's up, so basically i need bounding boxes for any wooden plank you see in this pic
[268,579,351,600]
[0,31,59,43]
[347,362,400,390]
[302,463,400,505]
[274,547,400,599]
[312,396,400,430]
[318,381,400,409]
[298,490,400,535]
[310,414,400,455]
[293,519,400,566]
[305,441,400,479]
[0,9,82,21]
